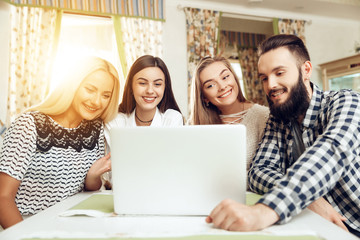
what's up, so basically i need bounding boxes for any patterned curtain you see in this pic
[238,47,267,106]
[219,30,267,105]
[184,7,220,85]
[277,18,306,43]
[7,6,59,125]
[118,17,163,75]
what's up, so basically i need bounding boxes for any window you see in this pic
[51,13,123,98]
[230,61,246,97]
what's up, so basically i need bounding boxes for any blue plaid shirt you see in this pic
[248,83,360,231]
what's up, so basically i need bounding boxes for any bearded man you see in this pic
[206,34,360,238]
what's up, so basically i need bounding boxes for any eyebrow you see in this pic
[202,68,229,87]
[258,66,286,78]
[136,77,164,82]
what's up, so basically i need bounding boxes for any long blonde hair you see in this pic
[27,56,120,123]
[189,56,247,125]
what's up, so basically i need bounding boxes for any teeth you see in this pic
[272,90,284,97]
[144,97,155,101]
[219,90,231,98]
[85,105,97,111]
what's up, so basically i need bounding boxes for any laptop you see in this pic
[110,125,246,216]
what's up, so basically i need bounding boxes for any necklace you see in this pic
[135,112,153,123]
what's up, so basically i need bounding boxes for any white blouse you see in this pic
[105,108,183,146]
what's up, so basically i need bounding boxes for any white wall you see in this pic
[162,1,189,116]
[305,17,360,87]
[164,0,360,117]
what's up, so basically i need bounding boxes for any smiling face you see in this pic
[132,67,165,112]
[258,47,302,105]
[199,61,241,113]
[258,46,312,122]
[69,70,114,122]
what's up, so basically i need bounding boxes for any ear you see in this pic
[203,98,210,107]
[302,60,312,82]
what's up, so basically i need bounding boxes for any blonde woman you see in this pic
[0,56,120,229]
[189,56,269,170]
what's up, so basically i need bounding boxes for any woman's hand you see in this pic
[84,153,111,191]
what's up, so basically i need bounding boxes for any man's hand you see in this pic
[307,197,348,231]
[206,199,279,231]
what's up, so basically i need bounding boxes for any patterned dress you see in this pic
[0,112,105,215]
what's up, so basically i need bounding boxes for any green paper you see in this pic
[246,192,262,206]
[70,194,114,213]
[69,192,263,214]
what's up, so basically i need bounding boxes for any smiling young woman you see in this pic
[105,55,183,131]
[188,56,269,171]
[102,55,183,191]
[0,56,120,229]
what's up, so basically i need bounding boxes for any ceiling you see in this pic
[195,0,360,21]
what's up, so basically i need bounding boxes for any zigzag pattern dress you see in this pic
[0,111,105,215]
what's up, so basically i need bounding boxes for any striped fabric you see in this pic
[7,0,164,20]
[221,30,266,48]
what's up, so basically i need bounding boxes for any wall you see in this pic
[0,1,10,146]
[220,16,273,35]
[162,2,188,116]
[164,0,360,117]
[305,17,360,86]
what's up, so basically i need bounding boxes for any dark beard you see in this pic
[267,71,310,124]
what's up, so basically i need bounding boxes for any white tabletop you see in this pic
[0,191,357,240]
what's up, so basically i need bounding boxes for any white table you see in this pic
[0,191,357,240]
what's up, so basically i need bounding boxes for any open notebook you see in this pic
[110,125,247,216]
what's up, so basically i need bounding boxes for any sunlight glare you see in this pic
[49,14,122,94]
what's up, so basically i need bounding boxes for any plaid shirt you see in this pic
[248,83,360,231]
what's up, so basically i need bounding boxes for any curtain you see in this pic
[276,18,306,43]
[219,30,267,105]
[115,17,163,76]
[7,6,60,125]
[184,8,220,85]
[238,47,267,106]
[6,0,165,20]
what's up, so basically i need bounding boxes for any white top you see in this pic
[105,108,183,146]
[240,104,269,170]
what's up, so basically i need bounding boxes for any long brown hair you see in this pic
[118,55,181,114]
[189,56,247,125]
